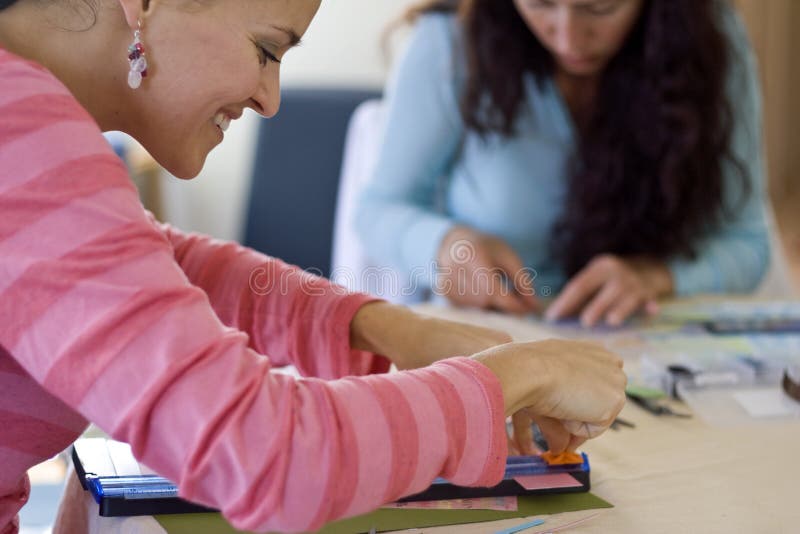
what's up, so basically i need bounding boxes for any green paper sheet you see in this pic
[155,493,612,534]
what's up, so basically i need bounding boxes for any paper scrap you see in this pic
[733,389,795,417]
[513,473,582,491]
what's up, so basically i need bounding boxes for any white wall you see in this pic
[160,0,418,241]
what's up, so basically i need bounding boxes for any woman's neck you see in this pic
[554,70,600,132]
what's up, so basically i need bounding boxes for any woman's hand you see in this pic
[436,226,540,314]
[546,254,673,327]
[473,339,626,454]
[350,302,512,369]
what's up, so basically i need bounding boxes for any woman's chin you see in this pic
[155,149,207,180]
[170,168,202,180]
[558,58,605,79]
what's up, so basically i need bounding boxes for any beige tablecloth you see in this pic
[57,303,800,533]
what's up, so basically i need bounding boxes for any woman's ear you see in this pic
[117,0,143,29]
[117,0,159,29]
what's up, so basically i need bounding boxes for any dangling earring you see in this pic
[127,20,148,89]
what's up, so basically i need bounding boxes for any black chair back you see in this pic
[244,88,381,277]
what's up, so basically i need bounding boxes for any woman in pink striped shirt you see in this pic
[0,1,626,532]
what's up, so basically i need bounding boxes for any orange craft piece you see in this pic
[540,451,583,465]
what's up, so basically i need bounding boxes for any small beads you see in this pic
[128,70,142,89]
[126,29,148,89]
[130,57,147,73]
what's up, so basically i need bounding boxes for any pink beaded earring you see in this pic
[126,20,148,89]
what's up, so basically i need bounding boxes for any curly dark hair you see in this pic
[402,0,747,277]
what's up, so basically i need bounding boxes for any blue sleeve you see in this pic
[354,15,465,284]
[669,6,771,295]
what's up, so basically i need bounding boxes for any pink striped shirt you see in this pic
[0,48,506,533]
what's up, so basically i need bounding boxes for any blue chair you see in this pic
[243,88,381,278]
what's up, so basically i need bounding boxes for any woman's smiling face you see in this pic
[121,0,320,178]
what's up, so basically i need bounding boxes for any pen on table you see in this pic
[626,390,691,418]
[610,417,635,430]
[494,518,545,534]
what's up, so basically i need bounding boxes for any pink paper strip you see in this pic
[513,473,582,490]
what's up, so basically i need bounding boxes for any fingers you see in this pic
[442,237,535,314]
[545,262,607,321]
[512,268,541,311]
[511,411,537,456]
[532,417,594,455]
[575,285,645,327]
[566,434,588,452]
[507,434,521,456]
[579,282,621,327]
[437,226,494,309]
[548,254,657,326]
[474,338,627,442]
[531,415,571,455]
[489,281,539,315]
[490,290,537,315]
[563,420,608,439]
[644,299,660,315]
[487,275,536,315]
[606,294,643,326]
[492,243,540,313]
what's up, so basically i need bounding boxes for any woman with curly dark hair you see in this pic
[355,0,770,326]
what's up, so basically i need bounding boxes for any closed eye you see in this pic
[256,44,281,66]
[525,0,556,7]
[579,0,622,16]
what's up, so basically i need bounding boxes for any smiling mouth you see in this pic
[213,112,231,132]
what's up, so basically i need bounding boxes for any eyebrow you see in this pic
[568,0,616,6]
[271,25,302,47]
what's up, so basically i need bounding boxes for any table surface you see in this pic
[58,302,800,534]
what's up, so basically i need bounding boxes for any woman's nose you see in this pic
[551,10,587,57]
[251,69,281,118]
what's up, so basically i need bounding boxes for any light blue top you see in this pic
[355,7,769,296]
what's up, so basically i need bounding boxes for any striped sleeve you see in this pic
[0,52,506,532]
[151,218,391,379]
